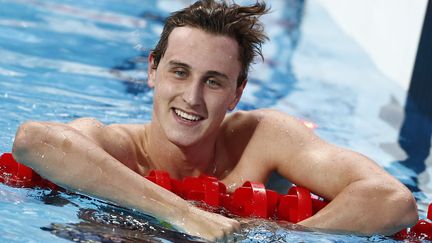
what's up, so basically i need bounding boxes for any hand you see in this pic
[174,204,240,241]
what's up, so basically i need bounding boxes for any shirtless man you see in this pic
[12,0,418,241]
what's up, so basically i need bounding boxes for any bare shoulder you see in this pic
[68,117,144,141]
[222,110,260,132]
[222,109,310,137]
[219,109,311,184]
[99,123,147,171]
[68,118,147,172]
[102,123,146,141]
[220,110,262,151]
[68,117,105,139]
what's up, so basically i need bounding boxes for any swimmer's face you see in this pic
[148,27,245,147]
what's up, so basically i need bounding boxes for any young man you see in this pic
[12,0,417,241]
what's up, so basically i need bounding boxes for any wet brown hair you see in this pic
[151,0,269,87]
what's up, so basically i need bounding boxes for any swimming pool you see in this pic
[0,0,430,242]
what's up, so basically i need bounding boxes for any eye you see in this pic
[205,79,221,89]
[173,70,187,78]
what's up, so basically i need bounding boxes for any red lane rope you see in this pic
[0,153,58,190]
[0,152,430,240]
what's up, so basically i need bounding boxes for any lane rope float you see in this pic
[1,152,431,240]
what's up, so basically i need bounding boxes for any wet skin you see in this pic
[143,27,245,178]
[12,27,418,241]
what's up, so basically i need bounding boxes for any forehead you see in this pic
[162,27,241,80]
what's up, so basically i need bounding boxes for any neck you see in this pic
[144,123,218,179]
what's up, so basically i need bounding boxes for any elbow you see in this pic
[356,178,418,235]
[380,184,418,235]
[393,187,418,230]
[12,121,47,161]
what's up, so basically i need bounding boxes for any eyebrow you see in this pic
[206,70,229,81]
[168,60,229,80]
[168,60,190,69]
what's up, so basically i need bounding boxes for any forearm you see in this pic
[298,178,418,235]
[12,121,189,224]
[12,121,240,241]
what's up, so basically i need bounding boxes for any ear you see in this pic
[147,53,157,88]
[228,79,247,111]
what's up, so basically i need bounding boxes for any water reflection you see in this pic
[42,209,206,243]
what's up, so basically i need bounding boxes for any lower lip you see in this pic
[171,109,202,127]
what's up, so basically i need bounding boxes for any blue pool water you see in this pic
[1,0,431,242]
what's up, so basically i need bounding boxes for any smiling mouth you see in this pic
[172,108,204,122]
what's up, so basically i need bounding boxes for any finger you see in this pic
[225,231,237,243]
[216,230,227,243]
[232,219,241,232]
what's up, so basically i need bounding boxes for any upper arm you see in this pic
[252,110,395,200]
[288,141,391,200]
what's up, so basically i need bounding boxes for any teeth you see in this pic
[174,109,202,121]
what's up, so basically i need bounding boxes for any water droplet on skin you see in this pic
[42,141,57,151]
[227,183,238,191]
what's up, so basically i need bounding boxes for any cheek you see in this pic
[154,78,177,101]
[208,93,235,116]
[153,83,171,113]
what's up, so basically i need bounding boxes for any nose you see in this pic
[182,79,203,107]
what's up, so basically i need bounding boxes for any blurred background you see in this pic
[0,0,431,242]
